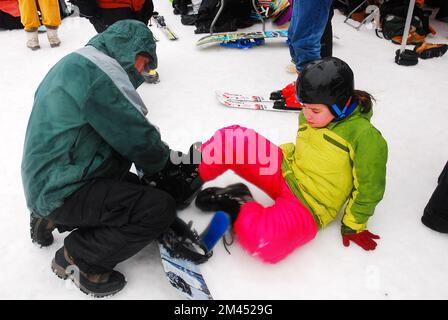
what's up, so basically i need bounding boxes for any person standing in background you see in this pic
[70,0,158,83]
[18,0,61,50]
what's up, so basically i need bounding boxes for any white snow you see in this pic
[1,1,448,300]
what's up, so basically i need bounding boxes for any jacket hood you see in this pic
[86,20,157,88]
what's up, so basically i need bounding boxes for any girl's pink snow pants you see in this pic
[199,125,318,263]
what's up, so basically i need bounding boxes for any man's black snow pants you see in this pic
[422,161,448,233]
[47,172,176,274]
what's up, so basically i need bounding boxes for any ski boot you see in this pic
[30,215,55,247]
[270,81,303,110]
[143,142,203,209]
[270,81,296,101]
[195,183,254,224]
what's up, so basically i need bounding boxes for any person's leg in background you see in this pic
[288,0,333,72]
[320,3,334,59]
[37,0,61,47]
[18,0,41,49]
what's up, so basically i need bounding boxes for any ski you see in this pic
[216,90,273,103]
[197,30,288,46]
[152,13,178,40]
[158,211,231,300]
[216,91,301,113]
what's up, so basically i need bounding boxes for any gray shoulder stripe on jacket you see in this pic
[75,46,149,116]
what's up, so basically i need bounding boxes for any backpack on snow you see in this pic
[379,0,429,39]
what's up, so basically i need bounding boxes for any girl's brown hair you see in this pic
[353,90,375,113]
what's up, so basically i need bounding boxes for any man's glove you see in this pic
[342,226,380,251]
[142,142,203,209]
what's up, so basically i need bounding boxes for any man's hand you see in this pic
[342,230,380,251]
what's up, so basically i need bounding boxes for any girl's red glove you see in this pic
[342,230,380,251]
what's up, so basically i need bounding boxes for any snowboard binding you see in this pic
[160,218,212,265]
[220,38,265,49]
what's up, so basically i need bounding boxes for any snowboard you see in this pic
[152,13,178,40]
[216,91,301,113]
[196,30,288,46]
[158,211,231,300]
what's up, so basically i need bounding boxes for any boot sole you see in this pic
[51,259,125,298]
[418,46,448,59]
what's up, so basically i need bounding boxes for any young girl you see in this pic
[195,57,388,263]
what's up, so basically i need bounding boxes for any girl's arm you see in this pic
[341,127,388,233]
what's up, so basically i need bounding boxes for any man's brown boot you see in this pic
[51,247,126,298]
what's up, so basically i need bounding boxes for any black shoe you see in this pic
[421,209,448,234]
[195,183,253,223]
[51,247,126,298]
[30,215,55,247]
[144,142,204,209]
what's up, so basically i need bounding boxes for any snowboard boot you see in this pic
[195,183,254,223]
[51,247,126,298]
[144,142,204,209]
[46,27,61,48]
[25,30,40,50]
[414,42,448,60]
[30,215,55,247]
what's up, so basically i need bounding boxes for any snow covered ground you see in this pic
[1,1,448,300]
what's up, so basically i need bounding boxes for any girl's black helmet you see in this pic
[296,57,355,120]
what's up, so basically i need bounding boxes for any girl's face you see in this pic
[302,103,335,128]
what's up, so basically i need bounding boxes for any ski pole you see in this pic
[252,0,265,34]
[400,0,416,54]
[210,0,226,35]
